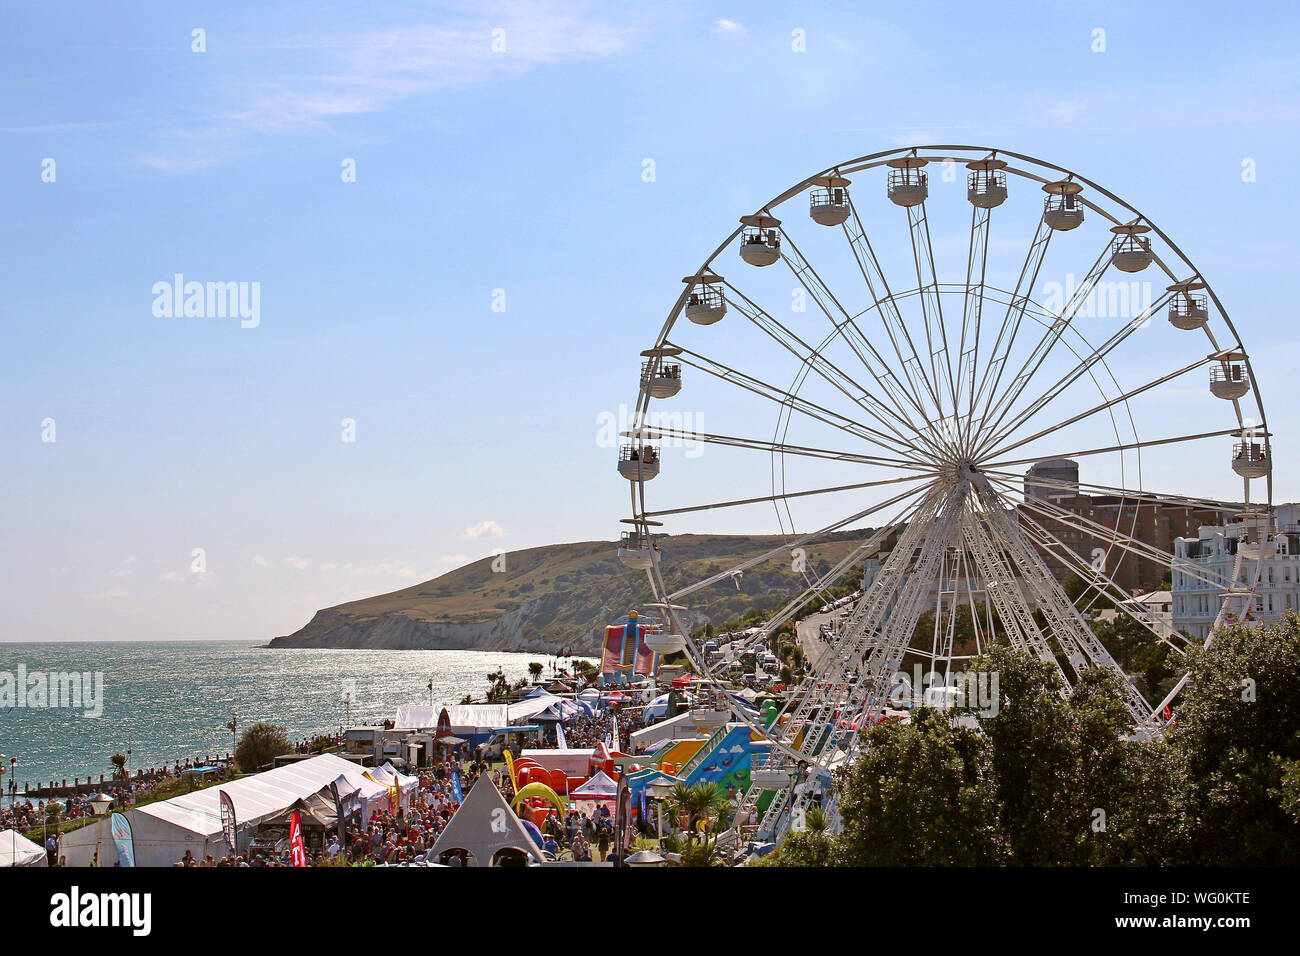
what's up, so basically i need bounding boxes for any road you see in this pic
[796,609,839,674]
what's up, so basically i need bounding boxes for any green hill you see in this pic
[268,532,868,654]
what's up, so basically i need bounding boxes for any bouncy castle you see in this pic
[599,610,659,685]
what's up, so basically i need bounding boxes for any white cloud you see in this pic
[283,556,311,571]
[350,560,421,579]
[252,554,270,568]
[1045,99,1086,126]
[713,18,747,36]
[463,520,506,540]
[143,1,642,172]
[91,588,129,600]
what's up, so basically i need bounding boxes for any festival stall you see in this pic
[568,770,619,810]
[0,829,47,867]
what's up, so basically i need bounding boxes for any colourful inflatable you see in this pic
[511,782,565,819]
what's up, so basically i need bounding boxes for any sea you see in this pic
[0,641,592,795]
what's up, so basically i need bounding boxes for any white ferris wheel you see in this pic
[614,145,1273,840]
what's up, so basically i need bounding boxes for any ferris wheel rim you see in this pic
[623,144,1273,778]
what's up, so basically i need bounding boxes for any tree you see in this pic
[234,722,292,773]
[665,782,729,841]
[758,807,832,867]
[1169,610,1300,864]
[833,708,1005,865]
[528,662,543,682]
[109,753,128,782]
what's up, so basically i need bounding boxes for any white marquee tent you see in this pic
[0,829,48,867]
[62,753,392,867]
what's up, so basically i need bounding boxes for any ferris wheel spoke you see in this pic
[982,468,1247,515]
[983,473,1228,592]
[625,424,932,472]
[981,345,1212,462]
[905,198,958,419]
[773,487,961,752]
[842,204,947,421]
[663,482,933,602]
[975,288,1181,459]
[642,469,934,521]
[978,240,1115,447]
[961,508,1073,681]
[974,478,1153,718]
[1010,502,1185,648]
[751,525,900,646]
[982,425,1244,471]
[954,203,992,445]
[968,217,1054,432]
[777,230,934,436]
[720,284,933,451]
[668,344,928,460]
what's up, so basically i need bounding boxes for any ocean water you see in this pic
[0,641,589,794]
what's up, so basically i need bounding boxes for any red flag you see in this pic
[1162,705,1173,722]
[289,809,307,867]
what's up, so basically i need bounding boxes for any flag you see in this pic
[450,768,463,804]
[503,750,518,792]
[610,713,619,750]
[289,809,307,867]
[110,812,135,868]
[556,721,567,749]
[1162,705,1173,721]
[219,790,237,855]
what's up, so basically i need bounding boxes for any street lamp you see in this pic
[88,792,113,816]
[648,777,675,844]
[227,711,238,756]
[624,848,665,868]
[88,791,113,866]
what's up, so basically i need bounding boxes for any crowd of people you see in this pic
[174,756,500,867]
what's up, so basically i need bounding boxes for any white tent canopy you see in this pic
[0,830,47,867]
[630,710,709,749]
[428,774,544,867]
[394,702,511,731]
[569,770,619,800]
[509,693,580,722]
[63,753,391,868]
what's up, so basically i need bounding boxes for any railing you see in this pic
[967,170,1006,195]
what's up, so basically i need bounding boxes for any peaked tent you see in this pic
[570,770,619,800]
[0,830,47,867]
[428,774,546,867]
[258,791,339,830]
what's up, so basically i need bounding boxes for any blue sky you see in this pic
[2,0,1297,642]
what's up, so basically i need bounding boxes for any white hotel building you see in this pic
[1172,503,1300,640]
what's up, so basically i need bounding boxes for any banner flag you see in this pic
[450,768,463,804]
[219,790,237,855]
[556,721,567,749]
[289,809,307,867]
[110,812,135,868]
[503,750,517,792]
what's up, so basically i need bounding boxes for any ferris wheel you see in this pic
[615,145,1273,839]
